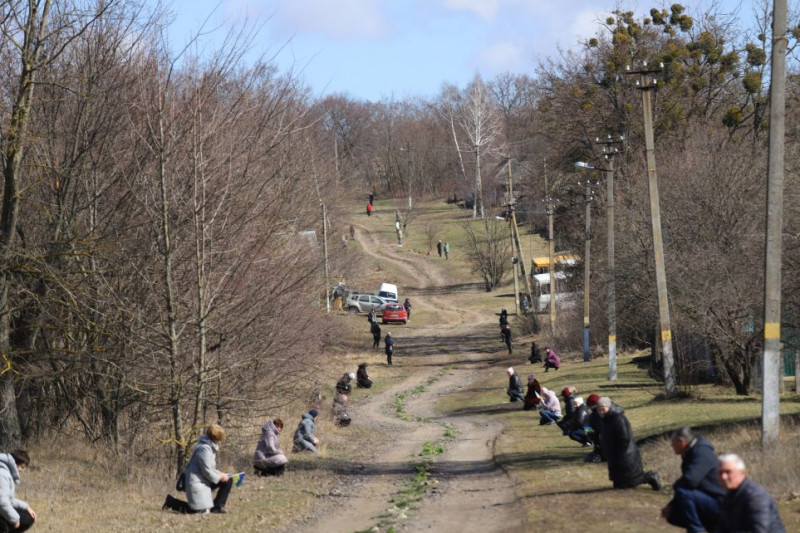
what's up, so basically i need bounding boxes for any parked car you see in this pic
[345,293,390,314]
[382,303,408,324]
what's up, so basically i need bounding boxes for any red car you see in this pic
[382,303,408,324]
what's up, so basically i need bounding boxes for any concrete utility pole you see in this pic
[405,142,413,209]
[626,62,677,397]
[598,136,623,380]
[762,0,787,447]
[581,178,595,362]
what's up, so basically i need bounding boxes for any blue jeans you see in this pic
[566,428,590,445]
[667,486,722,533]
[539,409,560,425]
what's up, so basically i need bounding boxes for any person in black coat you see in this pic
[596,397,660,490]
[501,324,513,355]
[336,373,353,395]
[356,363,372,388]
[384,332,394,365]
[403,298,411,321]
[523,374,542,411]
[371,320,381,349]
[560,397,592,446]
[499,308,508,328]
[529,341,542,364]
[660,427,726,533]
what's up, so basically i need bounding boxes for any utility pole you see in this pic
[582,178,595,362]
[322,203,330,313]
[762,0,787,447]
[544,159,557,334]
[598,136,623,380]
[507,162,533,307]
[626,62,677,397]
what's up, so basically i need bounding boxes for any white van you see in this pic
[378,283,398,302]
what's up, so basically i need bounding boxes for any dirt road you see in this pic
[298,218,525,532]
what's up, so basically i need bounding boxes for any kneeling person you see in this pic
[253,419,288,476]
[0,450,36,532]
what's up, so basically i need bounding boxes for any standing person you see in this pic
[499,308,509,328]
[356,362,373,388]
[501,324,513,355]
[560,397,592,446]
[366,202,372,217]
[371,320,381,349]
[714,454,785,533]
[292,410,320,453]
[539,387,562,425]
[529,341,542,364]
[506,367,524,402]
[660,427,725,533]
[252,419,289,477]
[403,298,411,321]
[384,332,395,365]
[0,450,36,532]
[444,241,450,259]
[523,374,543,411]
[367,308,377,325]
[163,424,233,514]
[437,239,443,257]
[369,192,375,204]
[596,397,661,490]
[544,346,561,372]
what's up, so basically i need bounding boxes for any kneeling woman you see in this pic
[253,419,289,476]
[163,424,233,514]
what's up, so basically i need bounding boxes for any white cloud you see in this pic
[442,0,501,21]
[276,0,389,40]
[477,41,525,73]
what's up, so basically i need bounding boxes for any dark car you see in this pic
[382,303,408,324]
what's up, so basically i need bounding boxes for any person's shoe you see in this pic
[583,441,593,447]
[211,506,227,514]
[645,471,662,491]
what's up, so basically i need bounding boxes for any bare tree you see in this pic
[460,217,510,291]
[458,75,503,219]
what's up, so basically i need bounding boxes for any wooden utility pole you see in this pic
[582,179,594,362]
[322,203,330,313]
[762,0,787,446]
[507,161,533,308]
[627,62,677,397]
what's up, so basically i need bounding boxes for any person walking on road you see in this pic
[437,240,443,257]
[501,324,513,355]
[384,332,395,365]
[444,242,450,259]
[366,202,372,217]
[403,298,412,321]
[371,321,381,349]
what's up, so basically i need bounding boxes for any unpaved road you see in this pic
[299,217,524,532]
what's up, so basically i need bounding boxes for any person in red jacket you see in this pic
[366,202,373,217]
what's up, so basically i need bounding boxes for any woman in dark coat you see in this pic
[356,363,372,388]
[384,332,394,365]
[596,397,660,490]
[336,373,354,395]
[523,374,542,411]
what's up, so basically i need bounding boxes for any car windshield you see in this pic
[386,304,403,310]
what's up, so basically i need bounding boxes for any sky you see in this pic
[165,0,751,102]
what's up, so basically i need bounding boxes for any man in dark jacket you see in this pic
[661,427,725,533]
[597,397,660,490]
[506,367,524,402]
[714,454,785,533]
[403,298,411,321]
[501,324,513,355]
[661,427,726,533]
[560,397,592,446]
[384,332,394,365]
[371,320,381,349]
